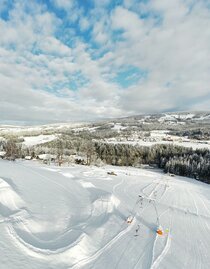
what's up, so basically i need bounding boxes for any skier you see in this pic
[135,225,140,236]
[126,215,133,224]
[140,198,143,208]
[156,227,163,235]
[154,191,157,198]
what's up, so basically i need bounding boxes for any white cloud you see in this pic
[107,1,210,112]
[39,37,72,56]
[93,0,111,7]
[0,0,210,124]
[53,0,74,10]
[112,6,144,33]
[79,17,90,31]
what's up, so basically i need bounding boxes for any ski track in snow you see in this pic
[149,209,172,269]
[1,160,210,269]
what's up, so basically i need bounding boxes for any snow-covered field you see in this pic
[22,134,57,146]
[106,139,210,150]
[0,123,86,134]
[0,160,210,269]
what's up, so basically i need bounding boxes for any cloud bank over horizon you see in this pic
[0,0,210,124]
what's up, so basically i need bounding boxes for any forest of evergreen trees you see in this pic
[94,143,210,183]
[1,135,210,184]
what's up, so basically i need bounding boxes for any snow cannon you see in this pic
[156,229,163,235]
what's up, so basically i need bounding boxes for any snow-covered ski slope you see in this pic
[0,160,210,269]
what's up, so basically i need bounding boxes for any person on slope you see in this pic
[135,225,140,236]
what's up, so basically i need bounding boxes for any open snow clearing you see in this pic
[0,159,210,269]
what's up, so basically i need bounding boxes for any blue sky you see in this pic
[0,0,210,124]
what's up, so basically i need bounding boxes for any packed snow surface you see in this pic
[0,160,210,269]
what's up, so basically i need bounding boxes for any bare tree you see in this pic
[82,141,95,165]
[4,137,20,160]
[56,139,64,166]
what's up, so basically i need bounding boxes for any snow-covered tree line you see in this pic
[1,135,210,183]
[94,143,210,183]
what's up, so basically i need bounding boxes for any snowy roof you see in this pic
[0,151,6,156]
[25,156,32,160]
[38,154,56,160]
